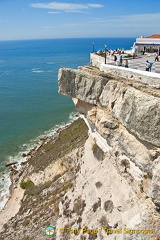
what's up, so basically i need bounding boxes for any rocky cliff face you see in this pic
[1,65,159,240]
[58,65,160,240]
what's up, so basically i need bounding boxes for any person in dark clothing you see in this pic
[119,54,122,65]
[114,55,117,62]
[155,53,159,61]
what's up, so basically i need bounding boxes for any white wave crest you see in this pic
[32,70,44,73]
[0,172,11,211]
[47,62,55,65]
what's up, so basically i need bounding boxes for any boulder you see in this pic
[22,153,27,157]
[5,161,18,167]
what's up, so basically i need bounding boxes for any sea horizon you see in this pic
[0,36,137,42]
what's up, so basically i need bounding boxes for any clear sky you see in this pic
[0,0,160,40]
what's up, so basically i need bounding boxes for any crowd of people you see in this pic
[96,48,134,68]
[95,48,159,72]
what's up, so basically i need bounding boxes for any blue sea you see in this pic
[0,37,135,209]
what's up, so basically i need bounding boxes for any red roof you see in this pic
[146,34,160,38]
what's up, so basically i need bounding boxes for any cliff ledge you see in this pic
[58,65,160,240]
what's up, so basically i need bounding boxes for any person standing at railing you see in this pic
[114,55,117,62]
[119,54,122,65]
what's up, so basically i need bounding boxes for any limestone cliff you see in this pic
[0,65,159,240]
[58,65,160,240]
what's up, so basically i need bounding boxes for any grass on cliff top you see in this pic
[29,118,88,173]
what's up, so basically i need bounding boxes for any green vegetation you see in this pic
[22,180,73,205]
[20,180,34,189]
[3,119,88,237]
[123,54,132,58]
[30,118,88,173]
[20,180,73,216]
[98,50,103,56]
[25,180,52,196]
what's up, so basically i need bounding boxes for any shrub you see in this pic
[92,199,101,212]
[95,181,102,188]
[20,180,34,189]
[3,223,8,229]
[123,54,132,58]
[104,200,114,213]
[98,50,103,56]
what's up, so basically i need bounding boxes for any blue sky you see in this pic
[0,0,160,40]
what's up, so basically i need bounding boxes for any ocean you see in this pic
[0,37,135,210]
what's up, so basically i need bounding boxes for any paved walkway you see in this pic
[105,53,160,74]
[127,54,160,74]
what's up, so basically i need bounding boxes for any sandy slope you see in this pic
[0,183,24,231]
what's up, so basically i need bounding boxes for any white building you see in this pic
[132,34,160,55]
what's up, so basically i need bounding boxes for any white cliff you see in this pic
[57,65,160,240]
[0,64,159,240]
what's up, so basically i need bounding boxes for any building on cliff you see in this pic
[133,34,160,54]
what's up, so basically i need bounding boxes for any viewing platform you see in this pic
[90,52,160,88]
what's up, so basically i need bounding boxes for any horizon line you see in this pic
[0,36,137,42]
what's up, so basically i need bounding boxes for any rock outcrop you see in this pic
[58,65,160,240]
[58,66,160,147]
[0,65,159,240]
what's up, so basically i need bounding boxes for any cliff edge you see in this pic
[58,65,160,240]
[0,65,159,240]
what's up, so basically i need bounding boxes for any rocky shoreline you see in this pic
[0,117,88,239]
[0,114,80,228]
